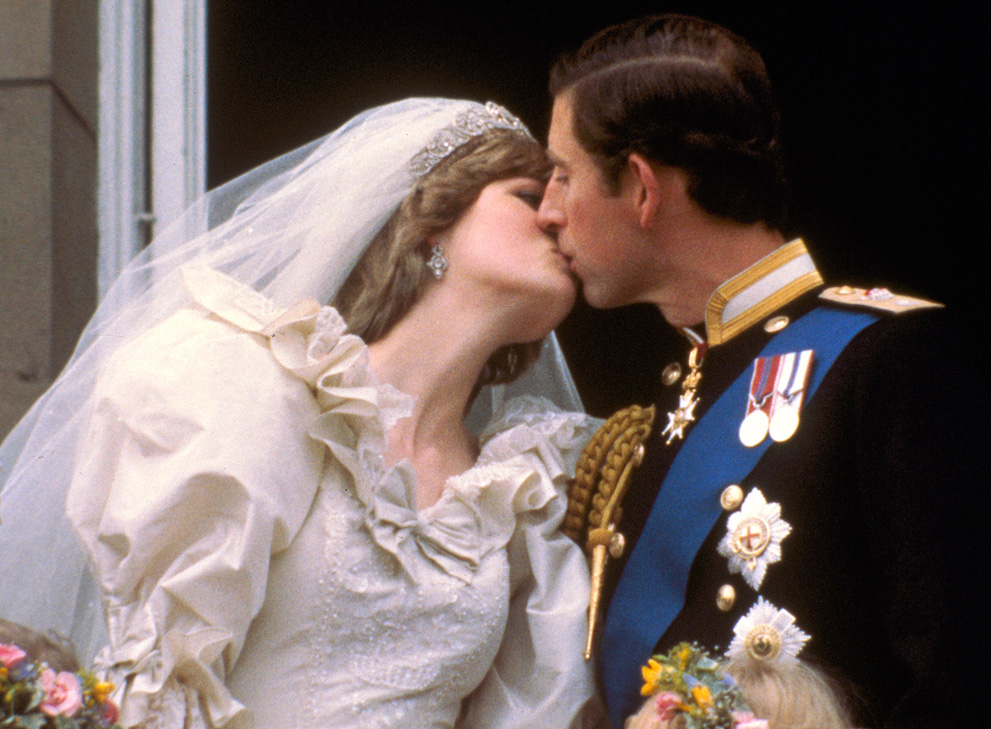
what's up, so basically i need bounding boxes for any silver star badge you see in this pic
[727,597,809,664]
[717,487,791,590]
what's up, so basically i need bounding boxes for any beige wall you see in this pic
[0,0,98,437]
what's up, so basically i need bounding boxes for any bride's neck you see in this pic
[367,294,500,509]
[366,294,499,443]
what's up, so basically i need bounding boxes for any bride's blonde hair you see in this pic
[334,128,552,388]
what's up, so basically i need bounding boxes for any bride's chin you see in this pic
[510,288,576,341]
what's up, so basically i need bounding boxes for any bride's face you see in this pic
[439,176,577,339]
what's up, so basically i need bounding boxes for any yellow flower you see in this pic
[93,680,115,703]
[691,684,713,712]
[676,644,692,668]
[641,658,664,695]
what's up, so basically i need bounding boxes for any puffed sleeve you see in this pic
[67,302,325,728]
[457,397,606,729]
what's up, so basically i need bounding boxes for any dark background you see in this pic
[208,1,987,417]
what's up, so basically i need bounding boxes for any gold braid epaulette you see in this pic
[566,404,656,659]
[564,404,656,545]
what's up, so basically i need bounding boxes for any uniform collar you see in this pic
[703,239,823,346]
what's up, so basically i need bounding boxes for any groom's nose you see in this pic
[536,186,565,233]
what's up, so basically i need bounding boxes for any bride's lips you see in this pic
[548,246,571,268]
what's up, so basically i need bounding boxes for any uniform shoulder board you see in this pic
[819,285,943,314]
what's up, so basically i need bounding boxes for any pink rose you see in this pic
[39,668,83,717]
[653,692,683,721]
[732,711,770,729]
[0,643,28,668]
[102,699,121,724]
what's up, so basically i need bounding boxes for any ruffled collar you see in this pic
[183,267,590,583]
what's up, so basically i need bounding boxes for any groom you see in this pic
[538,14,984,729]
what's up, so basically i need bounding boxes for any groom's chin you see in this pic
[579,282,630,311]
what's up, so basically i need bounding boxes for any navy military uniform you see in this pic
[595,241,987,728]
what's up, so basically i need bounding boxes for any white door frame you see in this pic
[97,0,206,298]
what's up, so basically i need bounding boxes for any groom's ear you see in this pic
[626,153,662,229]
[626,154,690,229]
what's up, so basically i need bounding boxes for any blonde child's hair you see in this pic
[727,657,851,729]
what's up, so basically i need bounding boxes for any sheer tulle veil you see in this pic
[0,98,582,660]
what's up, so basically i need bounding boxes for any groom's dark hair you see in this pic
[549,14,789,229]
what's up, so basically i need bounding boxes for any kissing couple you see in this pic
[0,13,980,729]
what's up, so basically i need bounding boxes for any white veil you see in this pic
[0,98,582,662]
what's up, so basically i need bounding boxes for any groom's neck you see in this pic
[644,214,785,330]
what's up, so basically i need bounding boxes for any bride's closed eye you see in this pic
[515,192,543,210]
[512,182,546,210]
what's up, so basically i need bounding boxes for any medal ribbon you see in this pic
[746,355,778,417]
[600,306,879,727]
[769,350,813,416]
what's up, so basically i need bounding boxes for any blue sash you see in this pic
[601,306,879,726]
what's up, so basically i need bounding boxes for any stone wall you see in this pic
[0,0,98,437]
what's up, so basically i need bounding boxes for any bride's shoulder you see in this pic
[98,267,369,404]
[452,395,601,524]
[478,394,602,469]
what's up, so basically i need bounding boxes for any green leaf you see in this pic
[0,714,47,729]
[3,686,42,716]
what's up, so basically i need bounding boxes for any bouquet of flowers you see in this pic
[638,642,767,729]
[1,643,121,728]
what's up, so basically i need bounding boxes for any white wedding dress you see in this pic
[67,269,599,729]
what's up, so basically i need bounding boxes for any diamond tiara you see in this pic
[409,101,534,177]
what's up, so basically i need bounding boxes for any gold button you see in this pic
[763,315,789,333]
[608,532,626,559]
[836,285,855,295]
[720,484,744,511]
[716,584,736,611]
[660,362,682,386]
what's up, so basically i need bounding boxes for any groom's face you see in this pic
[538,93,651,309]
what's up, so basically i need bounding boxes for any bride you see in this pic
[0,99,599,728]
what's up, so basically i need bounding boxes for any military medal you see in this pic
[768,406,799,442]
[739,355,779,447]
[717,487,792,590]
[662,334,706,445]
[738,410,769,447]
[740,350,814,446]
[768,350,813,443]
[727,597,810,664]
[663,392,698,444]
